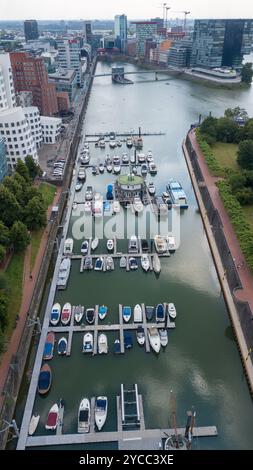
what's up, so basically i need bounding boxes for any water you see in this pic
[15,60,253,450]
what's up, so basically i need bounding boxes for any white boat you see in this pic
[133,196,143,213]
[136,326,145,346]
[159,329,168,347]
[75,182,82,192]
[148,182,156,195]
[91,238,99,250]
[61,302,72,325]
[113,200,120,213]
[148,327,161,354]
[106,164,113,173]
[147,150,153,162]
[93,199,103,218]
[149,162,157,175]
[153,253,161,273]
[154,235,168,254]
[74,305,84,323]
[128,235,139,253]
[57,337,68,355]
[28,413,40,436]
[168,303,177,319]
[106,256,114,271]
[126,137,133,148]
[98,333,108,354]
[122,153,129,164]
[50,303,61,326]
[83,333,93,353]
[57,257,71,289]
[99,139,105,148]
[120,256,127,268]
[117,140,122,147]
[84,201,92,214]
[141,254,150,272]
[45,403,59,430]
[129,257,138,270]
[107,239,114,251]
[81,240,89,255]
[130,154,135,164]
[134,304,142,322]
[138,152,146,163]
[113,164,121,174]
[167,180,188,209]
[85,186,93,201]
[99,163,104,173]
[95,396,108,431]
[109,140,116,149]
[63,238,73,255]
[98,305,107,320]
[167,236,176,253]
[78,168,86,181]
[72,202,77,211]
[78,398,90,433]
[122,306,131,322]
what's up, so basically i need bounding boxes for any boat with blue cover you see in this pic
[38,363,52,395]
[43,332,55,360]
[95,257,104,271]
[145,305,154,321]
[124,332,133,349]
[98,305,108,320]
[58,337,67,355]
[114,339,121,354]
[122,306,132,322]
[50,303,61,326]
[83,333,93,353]
[156,303,165,322]
[166,179,188,209]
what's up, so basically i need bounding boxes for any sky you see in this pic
[1,0,253,21]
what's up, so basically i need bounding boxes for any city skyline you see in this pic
[1,0,253,21]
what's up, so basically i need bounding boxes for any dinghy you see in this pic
[78,398,90,433]
[98,333,108,354]
[86,308,95,324]
[45,403,59,430]
[28,413,40,436]
[57,337,68,355]
[136,326,145,346]
[148,327,161,354]
[98,305,107,320]
[95,396,108,431]
[82,333,93,353]
[43,332,55,360]
[122,306,131,322]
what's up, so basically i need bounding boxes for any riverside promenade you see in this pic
[183,130,253,396]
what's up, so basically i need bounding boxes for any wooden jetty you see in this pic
[141,303,150,353]
[56,402,64,435]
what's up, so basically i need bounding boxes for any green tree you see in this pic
[3,175,24,205]
[235,187,253,205]
[0,186,21,227]
[0,222,10,247]
[0,291,9,332]
[241,62,253,85]
[0,245,6,263]
[15,159,30,182]
[25,155,42,180]
[225,107,248,120]
[237,140,253,170]
[216,117,239,143]
[200,116,218,142]
[24,197,47,230]
[10,221,30,252]
[243,119,253,141]
[228,173,247,192]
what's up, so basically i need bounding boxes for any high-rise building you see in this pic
[0,137,8,181]
[56,38,83,87]
[84,21,93,45]
[24,20,39,42]
[10,52,58,116]
[133,22,158,57]
[114,14,128,53]
[191,19,253,69]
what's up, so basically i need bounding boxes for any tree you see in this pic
[0,245,6,263]
[200,116,218,142]
[25,155,42,180]
[235,187,253,205]
[0,291,9,332]
[243,119,253,141]
[216,117,239,143]
[15,159,30,182]
[241,62,253,85]
[237,140,253,170]
[3,175,24,205]
[0,186,21,227]
[225,107,248,121]
[10,221,30,252]
[24,197,47,230]
[228,173,246,192]
[0,221,10,247]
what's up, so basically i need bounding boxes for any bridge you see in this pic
[92,69,173,78]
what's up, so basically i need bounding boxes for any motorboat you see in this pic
[105,155,112,165]
[45,403,59,430]
[149,162,157,175]
[126,137,133,148]
[91,238,99,251]
[98,305,107,320]
[106,184,114,201]
[28,413,40,436]
[166,180,188,209]
[130,154,136,164]
[168,303,177,319]
[78,168,86,182]
[117,140,122,147]
[38,364,52,395]
[81,240,89,255]
[72,202,78,211]
[99,163,105,173]
[162,191,170,204]
[113,164,121,174]
[57,257,71,289]
[84,256,93,270]
[141,254,150,272]
[107,239,114,251]
[78,398,90,433]
[43,332,55,360]
[122,153,129,164]
[136,326,145,346]
[95,397,108,431]
[154,235,168,254]
[98,333,108,354]
[92,165,98,175]
[83,142,89,150]
[120,256,127,268]
[61,302,72,325]
[86,308,95,324]
[99,139,105,149]
[145,305,154,321]
[109,140,116,149]
[133,196,143,213]
[128,235,138,253]
[93,199,103,218]
[84,201,92,214]
[122,306,131,322]
[156,303,165,322]
[129,257,138,270]
[167,236,176,253]
[95,257,104,271]
[106,164,113,173]
[148,182,156,195]
[124,332,133,349]
[50,303,61,326]
[147,150,153,162]
[85,186,93,201]
[153,253,161,274]
[113,155,121,165]
[159,329,168,347]
[148,327,161,354]
[80,153,90,165]
[141,164,148,176]
[82,333,93,353]
[106,256,114,271]
[134,304,142,322]
[132,166,137,175]
[114,339,121,354]
[75,182,82,192]
[138,153,146,163]
[74,305,84,324]
[57,337,68,355]
[63,238,73,256]
[141,239,149,252]
[113,200,120,213]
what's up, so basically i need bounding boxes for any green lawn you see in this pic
[5,252,25,336]
[242,205,253,231]
[38,182,56,207]
[212,142,239,171]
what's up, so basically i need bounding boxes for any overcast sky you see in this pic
[1,0,253,21]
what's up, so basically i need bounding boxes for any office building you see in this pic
[56,38,83,87]
[133,22,158,57]
[191,19,253,69]
[10,52,58,116]
[0,137,8,181]
[24,20,39,42]
[114,14,128,53]
[24,106,43,148]
[48,69,77,102]
[84,21,93,45]
[41,116,62,144]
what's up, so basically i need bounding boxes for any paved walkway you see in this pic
[0,185,62,408]
[189,130,253,311]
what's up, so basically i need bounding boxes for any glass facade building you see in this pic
[134,22,158,58]
[0,137,8,181]
[24,20,39,42]
[114,15,128,53]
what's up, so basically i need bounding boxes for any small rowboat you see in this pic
[28,413,40,436]
[38,363,52,395]
[43,332,55,360]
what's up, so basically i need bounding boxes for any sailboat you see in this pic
[164,391,195,450]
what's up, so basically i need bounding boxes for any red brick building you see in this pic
[10,52,58,116]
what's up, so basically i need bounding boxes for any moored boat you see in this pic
[106,256,114,271]
[98,305,108,320]
[84,256,93,270]
[148,327,161,354]
[128,235,138,253]
[136,326,145,346]
[95,257,104,271]
[126,137,133,148]
[141,254,150,272]
[148,182,156,195]
[74,305,84,323]
[75,182,82,192]
[38,363,52,395]
[57,257,71,289]
[133,196,143,213]
[153,253,161,274]
[122,306,131,322]
[134,304,142,322]
[57,337,68,355]
[95,396,108,431]
[149,162,157,175]
[129,257,138,270]
[166,180,188,209]
[98,333,108,354]
[61,302,72,325]
[91,238,99,251]
[168,303,177,319]
[82,333,93,353]
[107,239,114,251]
[63,238,73,255]
[154,235,168,254]
[159,329,168,347]
[156,303,165,322]
[78,398,90,433]
[113,200,120,213]
[114,339,121,354]
[120,256,127,268]
[45,403,59,430]
[50,303,61,326]
[28,413,40,436]
[86,308,95,324]
[145,305,154,321]
[43,332,55,360]
[124,331,133,349]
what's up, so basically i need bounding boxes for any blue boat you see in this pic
[50,303,61,326]
[156,303,165,322]
[124,332,133,349]
[166,180,188,209]
[122,306,132,323]
[95,257,103,271]
[38,364,52,395]
[114,339,121,354]
[58,337,67,355]
[98,305,108,320]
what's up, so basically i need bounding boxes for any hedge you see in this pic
[196,128,224,176]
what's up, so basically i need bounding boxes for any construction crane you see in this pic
[172,10,190,32]
[165,6,171,30]
[157,3,169,27]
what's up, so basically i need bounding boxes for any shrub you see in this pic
[196,129,224,176]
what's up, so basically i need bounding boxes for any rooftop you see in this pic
[117,174,144,186]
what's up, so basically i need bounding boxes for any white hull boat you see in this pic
[50,303,61,326]
[106,256,114,271]
[83,333,93,353]
[113,200,120,213]
[168,303,177,319]
[98,333,108,354]
[141,254,150,271]
[95,396,108,431]
[57,257,71,289]
[78,398,90,433]
[107,239,114,251]
[28,413,40,435]
[45,403,59,430]
[98,305,107,320]
[159,329,168,347]
[91,238,99,250]
[153,253,161,274]
[64,238,73,255]
[148,327,161,354]
[134,304,142,322]
[74,305,84,323]
[120,256,127,268]
[136,326,145,346]
[122,306,131,322]
[133,197,143,213]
